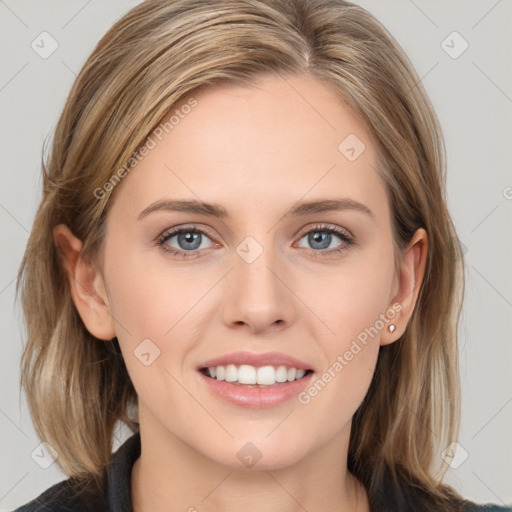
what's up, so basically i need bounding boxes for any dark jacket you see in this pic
[12,432,512,512]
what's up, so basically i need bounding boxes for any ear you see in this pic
[53,224,116,340]
[381,227,428,346]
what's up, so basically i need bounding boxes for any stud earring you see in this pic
[388,324,396,333]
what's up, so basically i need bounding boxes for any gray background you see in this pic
[1,0,511,509]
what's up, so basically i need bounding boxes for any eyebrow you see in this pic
[137,198,373,220]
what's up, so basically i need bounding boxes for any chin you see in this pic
[201,439,309,472]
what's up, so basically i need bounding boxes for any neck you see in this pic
[131,410,370,512]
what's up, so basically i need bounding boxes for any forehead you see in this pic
[109,73,388,223]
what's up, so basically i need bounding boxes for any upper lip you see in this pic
[198,351,313,371]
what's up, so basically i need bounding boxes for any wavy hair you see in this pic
[17,0,467,509]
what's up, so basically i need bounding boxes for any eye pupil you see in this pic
[178,231,201,250]
[309,231,331,250]
[161,225,350,258]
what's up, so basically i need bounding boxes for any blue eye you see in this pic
[156,223,355,258]
[296,224,354,256]
[157,226,215,258]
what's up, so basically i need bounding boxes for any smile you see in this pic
[200,364,312,387]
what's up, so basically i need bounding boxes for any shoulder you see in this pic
[11,476,106,511]
[462,501,512,512]
[12,431,140,512]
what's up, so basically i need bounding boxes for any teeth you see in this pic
[205,364,309,386]
[275,366,288,382]
[216,366,225,380]
[225,364,238,382]
[258,366,277,385]
[238,364,257,384]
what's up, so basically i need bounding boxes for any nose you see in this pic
[220,243,296,335]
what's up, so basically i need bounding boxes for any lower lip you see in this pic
[198,371,314,409]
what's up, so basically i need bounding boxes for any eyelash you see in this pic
[156,223,355,259]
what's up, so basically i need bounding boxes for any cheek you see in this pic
[303,246,395,348]
[102,247,217,400]
[297,271,388,433]
[102,249,196,410]
[296,244,394,408]
[103,246,208,339]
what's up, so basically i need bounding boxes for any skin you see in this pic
[54,73,427,512]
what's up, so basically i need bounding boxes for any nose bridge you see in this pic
[235,234,283,300]
[221,233,295,331]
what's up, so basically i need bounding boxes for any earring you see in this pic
[388,324,396,333]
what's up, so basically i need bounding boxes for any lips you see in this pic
[198,350,313,371]
[200,364,311,386]
[196,351,315,408]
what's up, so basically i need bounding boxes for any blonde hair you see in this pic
[17,0,468,509]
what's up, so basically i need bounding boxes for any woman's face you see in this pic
[92,73,413,469]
